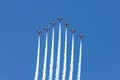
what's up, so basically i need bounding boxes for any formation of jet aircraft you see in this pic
[36,16,84,39]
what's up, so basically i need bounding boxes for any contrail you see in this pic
[49,27,55,80]
[42,33,48,80]
[62,27,67,80]
[69,34,74,80]
[77,40,82,80]
[34,36,40,80]
[55,23,61,80]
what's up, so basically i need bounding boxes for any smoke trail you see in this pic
[49,27,55,80]
[77,40,82,80]
[69,34,74,80]
[34,36,40,80]
[55,23,61,80]
[62,28,67,80]
[42,33,48,80]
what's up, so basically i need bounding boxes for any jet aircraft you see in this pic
[63,22,69,27]
[44,26,50,32]
[78,33,84,39]
[57,16,63,22]
[36,30,42,35]
[50,21,56,27]
[70,28,76,34]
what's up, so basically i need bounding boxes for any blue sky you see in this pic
[0,0,120,80]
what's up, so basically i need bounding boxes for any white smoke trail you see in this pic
[49,27,55,80]
[62,28,67,80]
[55,23,61,80]
[42,33,48,80]
[34,36,40,80]
[77,40,82,80]
[69,34,74,80]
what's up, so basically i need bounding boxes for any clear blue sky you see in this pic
[0,0,120,80]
